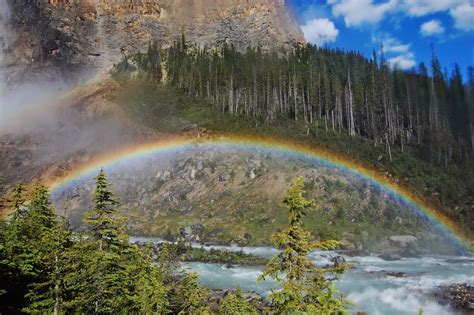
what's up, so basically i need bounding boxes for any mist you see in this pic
[0,0,137,194]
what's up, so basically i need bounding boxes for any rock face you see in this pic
[2,0,305,82]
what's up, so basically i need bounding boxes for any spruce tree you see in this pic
[23,217,71,315]
[65,169,132,313]
[84,168,126,250]
[258,177,347,314]
[1,185,63,312]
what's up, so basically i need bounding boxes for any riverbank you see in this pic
[132,237,474,315]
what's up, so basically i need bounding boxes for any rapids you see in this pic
[130,237,474,315]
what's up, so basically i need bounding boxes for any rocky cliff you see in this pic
[2,0,305,82]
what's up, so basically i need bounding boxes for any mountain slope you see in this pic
[3,0,304,82]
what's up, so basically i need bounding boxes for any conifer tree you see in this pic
[132,244,169,314]
[170,271,209,314]
[1,185,64,313]
[23,216,71,315]
[65,169,132,313]
[10,183,27,221]
[27,185,57,232]
[258,177,347,314]
[219,287,256,315]
[84,168,126,250]
[0,184,34,311]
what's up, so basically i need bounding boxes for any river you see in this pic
[130,237,474,314]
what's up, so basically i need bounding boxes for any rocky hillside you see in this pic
[2,0,304,82]
[51,139,454,254]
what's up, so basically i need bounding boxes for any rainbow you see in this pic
[48,134,473,254]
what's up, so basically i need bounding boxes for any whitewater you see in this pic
[131,237,474,315]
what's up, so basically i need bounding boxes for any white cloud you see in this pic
[450,3,474,31]
[372,35,411,54]
[385,42,411,53]
[371,35,416,70]
[301,18,340,46]
[403,0,465,16]
[388,53,417,70]
[328,0,398,27]
[325,0,473,34]
[420,20,445,36]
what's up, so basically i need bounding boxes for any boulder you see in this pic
[400,249,421,258]
[189,168,196,180]
[330,255,346,266]
[179,223,205,242]
[248,168,257,179]
[434,283,474,313]
[219,173,231,181]
[378,253,401,261]
[370,270,407,278]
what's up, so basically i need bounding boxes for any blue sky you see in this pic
[287,0,474,77]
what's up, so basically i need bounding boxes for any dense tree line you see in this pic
[0,171,205,314]
[130,38,473,166]
[0,171,347,313]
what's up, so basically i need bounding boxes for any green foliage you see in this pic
[170,271,210,314]
[219,287,257,315]
[1,185,71,313]
[10,183,27,220]
[115,38,474,236]
[132,244,170,314]
[173,244,267,266]
[64,169,137,313]
[84,168,127,248]
[258,177,348,314]
[62,240,132,313]
[22,217,71,314]
[158,242,179,279]
[0,170,216,314]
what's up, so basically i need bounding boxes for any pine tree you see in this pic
[258,177,347,314]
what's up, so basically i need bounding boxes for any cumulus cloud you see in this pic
[327,0,398,27]
[402,0,465,16]
[372,35,411,54]
[388,53,417,70]
[301,18,340,46]
[420,20,445,36]
[450,3,474,31]
[371,35,416,70]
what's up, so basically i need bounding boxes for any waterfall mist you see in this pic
[0,2,141,194]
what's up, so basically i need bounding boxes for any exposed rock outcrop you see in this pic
[3,0,305,82]
[435,284,474,314]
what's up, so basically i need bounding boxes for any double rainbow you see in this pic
[48,134,473,254]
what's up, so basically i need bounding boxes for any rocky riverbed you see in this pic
[435,283,474,314]
[133,237,474,315]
